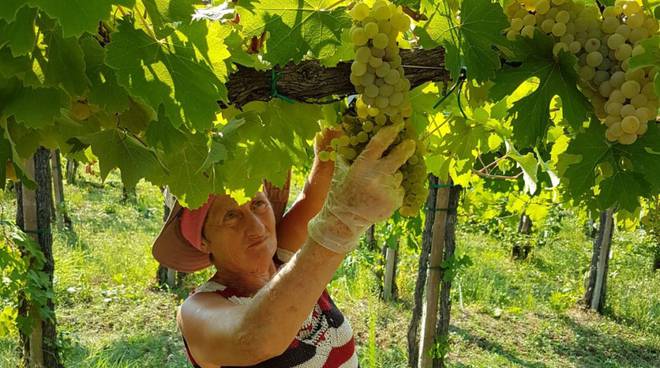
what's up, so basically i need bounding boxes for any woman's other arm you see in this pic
[179,239,344,367]
[276,129,339,253]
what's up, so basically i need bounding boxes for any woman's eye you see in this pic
[252,200,268,211]
[224,211,240,221]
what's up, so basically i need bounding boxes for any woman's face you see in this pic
[201,192,277,271]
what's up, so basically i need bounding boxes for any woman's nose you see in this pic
[244,210,266,237]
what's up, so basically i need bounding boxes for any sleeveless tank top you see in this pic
[181,249,359,368]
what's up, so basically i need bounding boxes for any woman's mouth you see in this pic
[248,237,267,248]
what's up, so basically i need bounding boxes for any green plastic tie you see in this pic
[271,69,295,104]
[424,207,458,214]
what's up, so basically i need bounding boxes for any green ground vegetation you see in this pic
[0,168,658,367]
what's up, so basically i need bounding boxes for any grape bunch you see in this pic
[504,0,658,145]
[320,0,426,216]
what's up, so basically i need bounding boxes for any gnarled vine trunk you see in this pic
[583,208,615,313]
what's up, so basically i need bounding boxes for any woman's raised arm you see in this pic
[276,129,340,253]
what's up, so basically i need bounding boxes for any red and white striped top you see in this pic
[182,249,358,368]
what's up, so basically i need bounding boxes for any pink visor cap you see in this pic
[179,195,217,252]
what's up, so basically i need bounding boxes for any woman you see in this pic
[152,124,415,367]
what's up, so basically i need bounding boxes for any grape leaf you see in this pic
[236,0,351,65]
[415,0,509,82]
[158,132,216,208]
[456,0,510,82]
[1,83,66,128]
[0,6,37,56]
[27,0,121,38]
[598,171,647,211]
[506,142,539,195]
[409,82,439,134]
[0,127,11,184]
[0,0,26,22]
[106,18,227,131]
[561,121,611,201]
[319,27,354,67]
[435,117,489,175]
[142,0,188,39]
[628,36,659,70]
[629,36,660,95]
[83,128,166,189]
[442,40,461,82]
[622,122,660,191]
[491,33,591,146]
[145,107,187,153]
[43,29,89,96]
[217,100,321,195]
[223,29,269,69]
[0,47,34,80]
[80,36,130,113]
[6,118,42,158]
[414,0,452,49]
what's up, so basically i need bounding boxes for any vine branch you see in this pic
[225,47,448,108]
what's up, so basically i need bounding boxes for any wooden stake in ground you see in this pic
[65,159,77,185]
[17,148,63,368]
[157,187,186,289]
[408,175,439,368]
[583,207,615,313]
[418,180,450,368]
[383,243,398,302]
[512,213,532,260]
[50,149,73,230]
[433,185,461,368]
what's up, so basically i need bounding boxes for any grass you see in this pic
[0,169,658,367]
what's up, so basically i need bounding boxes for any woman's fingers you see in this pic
[315,128,343,154]
[393,171,403,186]
[359,123,403,161]
[380,139,416,174]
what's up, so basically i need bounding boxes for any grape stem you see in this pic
[432,67,466,109]
[476,154,510,175]
[471,169,523,180]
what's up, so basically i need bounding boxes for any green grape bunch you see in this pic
[319,0,426,217]
[504,0,658,145]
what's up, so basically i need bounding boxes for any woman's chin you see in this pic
[246,238,277,255]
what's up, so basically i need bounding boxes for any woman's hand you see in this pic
[308,123,415,254]
[314,128,343,158]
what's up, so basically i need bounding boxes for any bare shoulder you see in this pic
[177,292,249,367]
[178,292,236,335]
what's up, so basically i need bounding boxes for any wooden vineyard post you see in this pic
[50,149,72,229]
[407,175,438,368]
[65,159,77,184]
[16,148,63,368]
[418,179,451,368]
[433,185,461,368]
[583,207,615,313]
[383,243,397,301]
[512,213,532,260]
[157,187,186,289]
